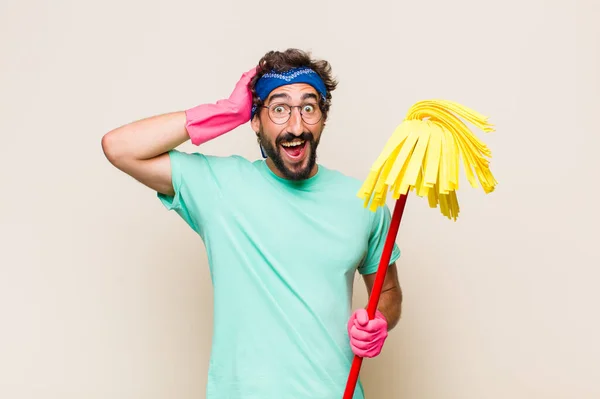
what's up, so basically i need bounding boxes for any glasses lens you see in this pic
[267,103,323,125]
[300,104,321,124]
[269,104,291,124]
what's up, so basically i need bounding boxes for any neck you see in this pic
[265,158,319,180]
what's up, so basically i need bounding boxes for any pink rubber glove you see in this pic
[347,309,388,358]
[185,67,257,146]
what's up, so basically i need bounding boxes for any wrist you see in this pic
[361,307,387,321]
[375,309,387,322]
[184,101,248,146]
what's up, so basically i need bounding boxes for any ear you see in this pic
[251,114,260,133]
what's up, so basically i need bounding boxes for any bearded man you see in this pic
[102,48,402,399]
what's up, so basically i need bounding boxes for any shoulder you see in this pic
[168,150,261,193]
[316,164,381,215]
[169,149,251,165]
[169,150,254,173]
[317,164,364,193]
[319,164,393,217]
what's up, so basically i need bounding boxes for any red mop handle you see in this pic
[342,194,408,399]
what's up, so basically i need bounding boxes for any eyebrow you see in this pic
[266,92,319,104]
[267,93,291,103]
[301,93,319,102]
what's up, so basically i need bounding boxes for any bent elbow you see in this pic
[101,130,125,167]
[101,132,115,162]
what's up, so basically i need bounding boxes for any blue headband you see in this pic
[251,67,327,119]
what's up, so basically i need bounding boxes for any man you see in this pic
[102,48,402,398]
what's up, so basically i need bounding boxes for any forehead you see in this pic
[266,83,318,103]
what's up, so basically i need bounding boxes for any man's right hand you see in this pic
[223,66,258,120]
[185,66,258,146]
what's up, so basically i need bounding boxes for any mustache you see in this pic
[276,132,314,146]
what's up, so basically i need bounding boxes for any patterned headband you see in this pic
[251,67,328,119]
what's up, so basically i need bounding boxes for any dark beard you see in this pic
[259,130,319,181]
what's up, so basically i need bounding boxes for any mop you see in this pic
[343,99,498,398]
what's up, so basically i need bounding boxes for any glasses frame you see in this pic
[259,102,323,125]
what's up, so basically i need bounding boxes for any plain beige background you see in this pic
[1,0,599,398]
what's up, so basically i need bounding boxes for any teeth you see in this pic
[282,140,305,147]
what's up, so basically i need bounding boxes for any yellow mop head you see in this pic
[357,99,497,220]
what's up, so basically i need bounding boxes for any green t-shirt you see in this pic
[157,150,401,399]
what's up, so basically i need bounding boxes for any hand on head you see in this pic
[185,66,258,146]
[221,67,258,119]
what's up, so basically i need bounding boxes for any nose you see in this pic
[287,107,304,135]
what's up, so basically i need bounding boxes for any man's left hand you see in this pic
[347,308,388,358]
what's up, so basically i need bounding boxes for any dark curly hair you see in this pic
[250,48,338,120]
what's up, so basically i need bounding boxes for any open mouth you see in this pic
[280,139,307,160]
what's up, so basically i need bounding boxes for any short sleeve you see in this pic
[157,150,241,236]
[357,204,402,275]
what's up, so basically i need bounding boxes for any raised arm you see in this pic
[101,67,257,196]
[101,111,188,196]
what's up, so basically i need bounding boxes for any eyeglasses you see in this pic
[260,102,323,125]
